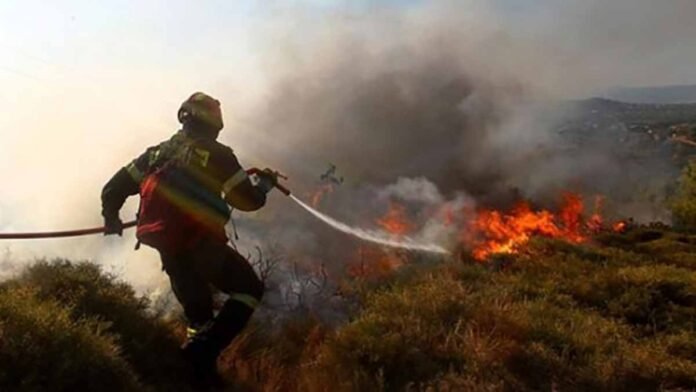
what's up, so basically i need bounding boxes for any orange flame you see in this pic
[376,202,413,236]
[310,184,335,207]
[469,193,590,261]
[344,203,414,280]
[612,221,628,233]
[587,195,605,233]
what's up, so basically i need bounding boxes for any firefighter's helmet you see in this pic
[178,92,224,132]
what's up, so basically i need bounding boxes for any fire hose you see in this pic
[0,220,138,240]
[0,168,290,240]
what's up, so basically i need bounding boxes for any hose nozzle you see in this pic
[246,168,291,196]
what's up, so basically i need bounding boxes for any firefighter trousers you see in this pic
[159,238,264,355]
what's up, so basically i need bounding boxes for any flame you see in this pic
[587,195,605,233]
[558,193,585,242]
[310,184,335,207]
[344,203,418,280]
[468,192,590,261]
[587,214,603,233]
[612,221,628,233]
[347,246,405,279]
[376,202,413,236]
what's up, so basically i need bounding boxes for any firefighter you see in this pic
[101,92,275,384]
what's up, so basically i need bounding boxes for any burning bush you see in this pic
[461,192,624,262]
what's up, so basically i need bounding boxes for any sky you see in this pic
[1,0,695,291]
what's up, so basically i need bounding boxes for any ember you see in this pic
[612,221,628,233]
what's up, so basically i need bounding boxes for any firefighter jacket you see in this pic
[101,129,266,240]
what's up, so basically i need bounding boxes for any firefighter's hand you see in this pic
[252,168,277,194]
[104,216,124,236]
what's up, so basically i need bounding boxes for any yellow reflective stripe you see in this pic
[186,327,198,339]
[148,149,161,167]
[222,169,248,195]
[193,148,210,167]
[230,293,260,309]
[125,162,144,184]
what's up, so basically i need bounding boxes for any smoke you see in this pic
[224,0,693,304]
[524,0,696,90]
[1,0,694,303]
[236,0,692,210]
[379,177,444,205]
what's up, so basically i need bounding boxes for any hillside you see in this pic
[572,98,696,131]
[605,85,696,104]
[0,111,694,392]
[1,223,696,391]
[560,98,696,171]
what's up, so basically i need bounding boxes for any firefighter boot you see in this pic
[181,325,223,388]
[181,296,257,386]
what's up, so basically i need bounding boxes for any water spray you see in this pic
[247,169,450,254]
[289,194,450,255]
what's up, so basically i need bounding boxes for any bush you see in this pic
[0,287,143,392]
[219,315,330,392]
[311,232,696,391]
[0,260,192,392]
[671,160,696,232]
[3,230,696,391]
[6,260,187,388]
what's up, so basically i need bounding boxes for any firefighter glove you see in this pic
[104,216,124,236]
[255,169,277,194]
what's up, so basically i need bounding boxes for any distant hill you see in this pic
[573,98,696,125]
[605,84,696,104]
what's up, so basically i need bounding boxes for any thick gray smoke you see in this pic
[246,16,533,203]
[235,1,693,207]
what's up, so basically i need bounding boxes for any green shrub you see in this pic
[6,260,187,388]
[0,260,192,391]
[671,160,696,232]
[4,231,696,391]
[312,236,696,391]
[0,287,143,391]
[570,265,696,332]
